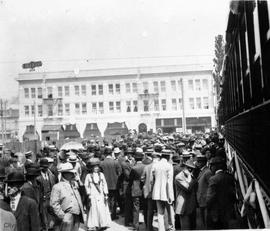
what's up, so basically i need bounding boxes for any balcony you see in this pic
[138,89,159,99]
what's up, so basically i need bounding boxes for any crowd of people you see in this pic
[0,131,237,231]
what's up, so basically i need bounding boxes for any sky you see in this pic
[0,0,230,100]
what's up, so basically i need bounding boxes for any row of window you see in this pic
[23,79,209,99]
[23,97,210,117]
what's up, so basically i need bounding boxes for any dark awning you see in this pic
[42,125,64,132]
[63,124,80,139]
[83,123,101,138]
[104,122,128,137]
[186,117,211,127]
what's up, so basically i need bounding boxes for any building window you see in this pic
[177,80,182,92]
[160,81,166,92]
[92,102,97,113]
[172,98,177,110]
[143,100,149,112]
[115,84,120,94]
[47,87,53,98]
[58,86,63,97]
[196,97,201,109]
[188,80,193,91]
[75,103,80,114]
[109,84,114,94]
[195,79,201,91]
[65,103,70,116]
[75,85,80,96]
[154,99,159,111]
[48,104,53,116]
[202,79,208,90]
[31,105,35,116]
[81,85,86,96]
[116,101,121,112]
[99,102,104,114]
[82,103,87,115]
[161,99,166,111]
[24,106,29,116]
[189,98,195,109]
[31,88,36,98]
[203,97,209,109]
[171,80,176,91]
[179,98,183,109]
[91,85,96,95]
[153,81,159,93]
[109,102,114,112]
[24,88,29,98]
[65,86,70,96]
[38,105,42,117]
[132,83,138,93]
[37,87,42,98]
[58,103,63,116]
[143,82,149,93]
[126,101,131,112]
[126,83,131,93]
[98,85,103,95]
[133,100,138,112]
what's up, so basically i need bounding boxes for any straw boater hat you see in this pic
[184,159,196,169]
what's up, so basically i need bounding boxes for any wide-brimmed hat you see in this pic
[161,149,172,156]
[86,158,100,169]
[40,158,50,168]
[24,151,32,157]
[113,147,121,154]
[184,159,196,169]
[196,154,207,161]
[58,163,76,173]
[5,171,25,183]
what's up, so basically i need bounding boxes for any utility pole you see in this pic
[0,99,4,144]
[4,100,7,142]
[181,78,186,133]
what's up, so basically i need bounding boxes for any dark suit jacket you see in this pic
[129,162,146,197]
[206,171,236,227]
[21,182,40,204]
[14,195,40,231]
[197,166,212,208]
[100,156,122,190]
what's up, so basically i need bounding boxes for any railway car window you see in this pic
[253,2,262,57]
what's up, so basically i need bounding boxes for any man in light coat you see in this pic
[151,150,175,231]
[50,163,85,231]
[141,152,160,231]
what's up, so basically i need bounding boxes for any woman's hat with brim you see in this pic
[86,158,100,169]
[184,159,196,169]
[4,170,25,183]
[58,163,76,173]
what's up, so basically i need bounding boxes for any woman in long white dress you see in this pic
[85,160,111,231]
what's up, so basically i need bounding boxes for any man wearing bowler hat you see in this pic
[50,162,84,231]
[151,149,175,231]
[206,156,236,229]
[22,163,41,204]
[195,154,212,229]
[36,158,56,231]
[5,170,40,231]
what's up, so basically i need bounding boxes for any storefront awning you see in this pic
[104,122,128,137]
[42,125,64,132]
[83,123,101,138]
[23,125,39,141]
[63,124,81,139]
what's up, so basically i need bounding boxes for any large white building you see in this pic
[17,64,216,141]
